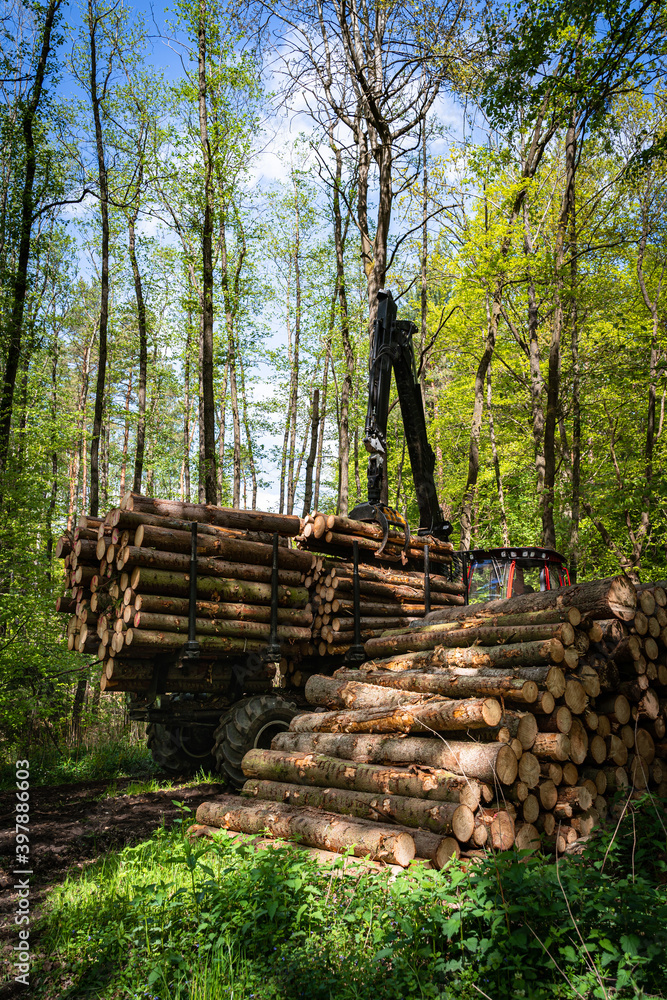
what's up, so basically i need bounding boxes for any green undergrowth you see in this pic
[28,794,667,1000]
[0,734,156,789]
[98,771,222,800]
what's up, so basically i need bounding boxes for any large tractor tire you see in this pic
[147,720,216,776]
[214,695,298,787]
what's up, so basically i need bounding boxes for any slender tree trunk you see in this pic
[420,116,428,403]
[460,293,499,549]
[198,330,205,503]
[0,0,61,478]
[570,204,581,582]
[313,322,333,512]
[217,358,228,498]
[543,111,577,549]
[119,373,133,498]
[332,142,353,515]
[238,350,257,509]
[128,208,148,493]
[46,323,58,577]
[197,0,217,504]
[523,198,546,511]
[182,311,192,501]
[487,363,509,545]
[286,170,302,516]
[228,343,242,508]
[302,388,320,516]
[88,0,110,517]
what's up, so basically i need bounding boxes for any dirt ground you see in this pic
[0,777,226,997]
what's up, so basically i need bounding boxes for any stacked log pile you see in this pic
[298,512,466,658]
[55,492,318,695]
[195,576,667,864]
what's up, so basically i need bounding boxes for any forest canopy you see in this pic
[0,0,666,741]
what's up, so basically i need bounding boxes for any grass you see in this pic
[97,771,222,800]
[0,733,157,790]
[26,793,667,1000]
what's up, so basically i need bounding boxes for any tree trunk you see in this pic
[302,388,319,516]
[195,795,415,866]
[460,292,499,548]
[543,111,577,548]
[0,0,61,478]
[182,309,192,501]
[331,141,354,515]
[197,0,217,504]
[272,732,518,785]
[487,363,509,544]
[88,0,110,517]
[128,207,148,493]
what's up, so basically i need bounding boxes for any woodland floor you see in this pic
[0,778,225,997]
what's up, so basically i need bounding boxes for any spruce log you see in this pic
[328,560,465,595]
[129,567,307,605]
[241,748,483,808]
[540,706,572,734]
[304,676,427,710]
[364,633,566,665]
[124,628,265,654]
[538,779,558,810]
[423,575,636,625]
[531,733,571,761]
[241,779,475,841]
[289,697,503,734]
[132,611,310,641]
[330,576,458,605]
[568,718,589,765]
[321,529,452,563]
[133,523,312,571]
[132,592,311,625]
[121,492,301,536]
[517,753,540,788]
[271,732,518,784]
[329,669,538,704]
[195,797,414,865]
[596,695,631,726]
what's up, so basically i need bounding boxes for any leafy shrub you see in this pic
[32,795,667,1000]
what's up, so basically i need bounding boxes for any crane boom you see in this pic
[350,289,452,541]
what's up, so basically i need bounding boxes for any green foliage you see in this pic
[0,732,155,790]
[32,795,667,1000]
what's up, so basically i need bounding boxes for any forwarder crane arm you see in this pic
[350,289,453,544]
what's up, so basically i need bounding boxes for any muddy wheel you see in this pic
[147,721,216,776]
[213,695,298,788]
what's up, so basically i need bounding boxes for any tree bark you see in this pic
[272,732,519,785]
[129,566,307,604]
[195,795,415,867]
[120,491,301,534]
[302,388,319,517]
[240,748,485,809]
[87,0,110,516]
[128,206,148,493]
[0,0,61,477]
[242,779,475,841]
[327,671,538,705]
[197,0,217,504]
[290,696,503,734]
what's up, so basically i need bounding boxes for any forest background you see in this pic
[0,0,666,750]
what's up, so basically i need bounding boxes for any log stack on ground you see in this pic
[195,575,667,863]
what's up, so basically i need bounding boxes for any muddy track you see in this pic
[0,777,226,997]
